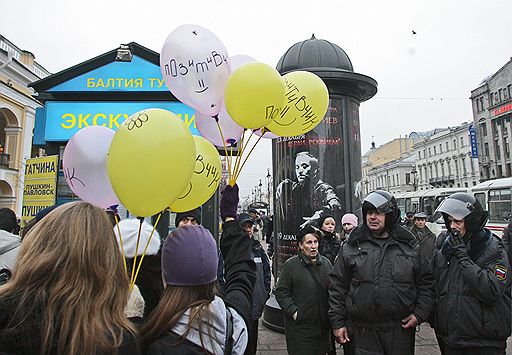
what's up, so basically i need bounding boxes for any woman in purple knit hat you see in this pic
[141,184,256,355]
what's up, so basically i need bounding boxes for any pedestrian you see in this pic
[140,184,256,354]
[316,214,340,265]
[0,208,20,285]
[409,212,436,267]
[340,213,358,241]
[0,202,140,354]
[114,218,163,319]
[248,208,262,240]
[174,207,201,228]
[432,192,511,355]
[275,225,333,355]
[501,217,512,263]
[329,190,434,355]
[238,212,271,355]
[403,211,415,229]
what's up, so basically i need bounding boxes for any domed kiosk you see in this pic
[264,35,377,332]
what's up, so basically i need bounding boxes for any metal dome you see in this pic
[276,34,354,74]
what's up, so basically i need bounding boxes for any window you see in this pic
[446,142,449,150]
[476,99,481,112]
[488,189,511,222]
[484,142,490,156]
[479,97,484,110]
[470,157,475,174]
[495,140,501,159]
[434,146,437,155]
[447,161,452,175]
[441,162,445,176]
[481,123,487,137]
[505,136,510,155]
[392,175,395,186]
[460,137,464,146]
[439,144,442,153]
[405,173,411,185]
[504,88,510,101]
[508,84,512,99]
[499,89,503,102]
[498,165,503,177]
[453,139,457,149]
[490,93,494,105]
[418,151,421,159]
[428,148,431,157]
[462,157,467,175]
[507,163,511,177]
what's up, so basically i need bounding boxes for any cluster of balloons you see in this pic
[160,24,330,174]
[63,109,221,217]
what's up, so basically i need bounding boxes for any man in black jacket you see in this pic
[432,192,511,355]
[409,212,436,267]
[329,190,434,355]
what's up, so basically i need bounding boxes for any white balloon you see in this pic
[160,24,230,117]
[228,54,257,73]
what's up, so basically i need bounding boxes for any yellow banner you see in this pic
[22,155,59,223]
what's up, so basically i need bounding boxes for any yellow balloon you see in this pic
[265,71,329,137]
[169,136,222,212]
[108,108,196,217]
[224,62,285,129]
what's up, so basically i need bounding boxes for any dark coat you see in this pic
[328,224,434,329]
[432,229,511,349]
[275,252,333,355]
[250,238,271,319]
[0,299,140,355]
[145,220,257,355]
[409,224,436,266]
[318,230,340,265]
[502,221,512,263]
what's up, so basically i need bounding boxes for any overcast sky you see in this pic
[3,0,511,200]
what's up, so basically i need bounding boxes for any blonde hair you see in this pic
[0,202,135,354]
[140,282,218,353]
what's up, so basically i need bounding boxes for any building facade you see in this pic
[470,58,512,181]
[362,137,417,195]
[414,122,480,190]
[0,35,50,213]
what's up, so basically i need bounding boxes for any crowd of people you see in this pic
[0,185,511,354]
[274,190,511,355]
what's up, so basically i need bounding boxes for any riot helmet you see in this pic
[434,192,488,233]
[362,190,400,230]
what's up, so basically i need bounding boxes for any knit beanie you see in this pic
[341,213,358,227]
[162,225,218,286]
[316,214,335,230]
[174,207,202,227]
[114,219,161,258]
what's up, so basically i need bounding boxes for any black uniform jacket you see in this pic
[329,224,434,330]
[432,229,511,349]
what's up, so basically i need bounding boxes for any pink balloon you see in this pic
[63,126,120,208]
[228,55,257,73]
[196,106,244,147]
[160,25,230,117]
[254,128,279,139]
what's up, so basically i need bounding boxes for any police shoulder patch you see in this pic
[494,265,507,281]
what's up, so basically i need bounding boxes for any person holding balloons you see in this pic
[141,184,256,354]
[0,202,140,354]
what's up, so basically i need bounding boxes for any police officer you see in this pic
[432,192,511,355]
[329,190,434,355]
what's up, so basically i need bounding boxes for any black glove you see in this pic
[220,184,239,221]
[449,231,469,260]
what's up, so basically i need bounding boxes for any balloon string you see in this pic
[232,129,253,183]
[230,130,246,185]
[130,218,143,288]
[216,118,232,181]
[114,214,128,276]
[131,211,163,289]
[235,132,263,182]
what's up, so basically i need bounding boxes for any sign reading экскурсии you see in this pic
[21,155,58,224]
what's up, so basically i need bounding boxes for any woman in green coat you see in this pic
[275,226,333,355]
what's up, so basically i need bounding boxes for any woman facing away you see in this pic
[140,184,257,355]
[0,202,140,355]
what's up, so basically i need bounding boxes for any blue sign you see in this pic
[41,101,199,142]
[48,56,168,92]
[469,124,478,158]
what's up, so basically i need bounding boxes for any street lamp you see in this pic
[411,166,417,191]
[266,168,272,213]
[258,179,263,201]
